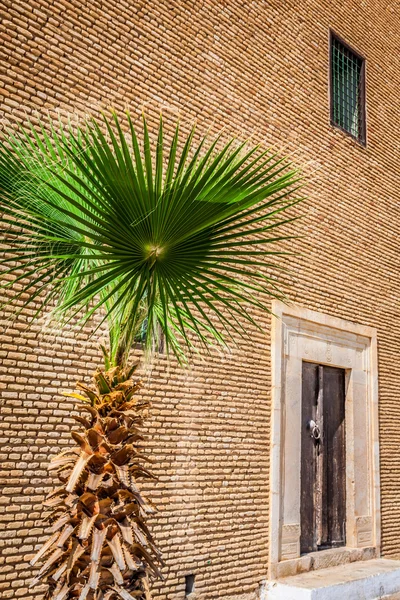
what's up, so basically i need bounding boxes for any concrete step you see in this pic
[267,559,400,600]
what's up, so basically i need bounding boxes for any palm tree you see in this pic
[0,112,302,600]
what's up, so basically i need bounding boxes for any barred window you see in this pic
[330,33,366,144]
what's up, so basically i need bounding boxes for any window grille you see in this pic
[330,33,366,144]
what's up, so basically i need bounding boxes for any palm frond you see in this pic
[0,112,303,364]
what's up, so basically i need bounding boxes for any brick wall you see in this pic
[1,1,400,599]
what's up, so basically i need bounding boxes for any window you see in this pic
[330,32,366,144]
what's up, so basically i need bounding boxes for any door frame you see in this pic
[269,302,380,579]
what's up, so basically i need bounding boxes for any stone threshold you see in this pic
[274,545,377,579]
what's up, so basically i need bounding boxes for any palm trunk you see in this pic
[30,360,163,600]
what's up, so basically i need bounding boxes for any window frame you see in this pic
[329,30,367,146]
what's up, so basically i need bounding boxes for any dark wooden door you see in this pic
[300,362,346,554]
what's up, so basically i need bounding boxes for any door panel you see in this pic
[323,366,346,548]
[300,362,346,554]
[301,362,318,554]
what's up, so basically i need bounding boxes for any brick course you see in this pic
[1,1,400,599]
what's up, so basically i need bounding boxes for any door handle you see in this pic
[307,419,321,441]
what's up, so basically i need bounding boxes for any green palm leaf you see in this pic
[0,112,303,364]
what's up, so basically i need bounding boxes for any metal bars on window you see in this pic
[330,33,366,144]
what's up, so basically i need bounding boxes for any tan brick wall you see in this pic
[1,1,400,599]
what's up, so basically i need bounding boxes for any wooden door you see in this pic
[300,362,346,554]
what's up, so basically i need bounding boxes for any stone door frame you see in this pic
[269,302,380,579]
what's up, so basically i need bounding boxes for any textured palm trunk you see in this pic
[30,361,163,600]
